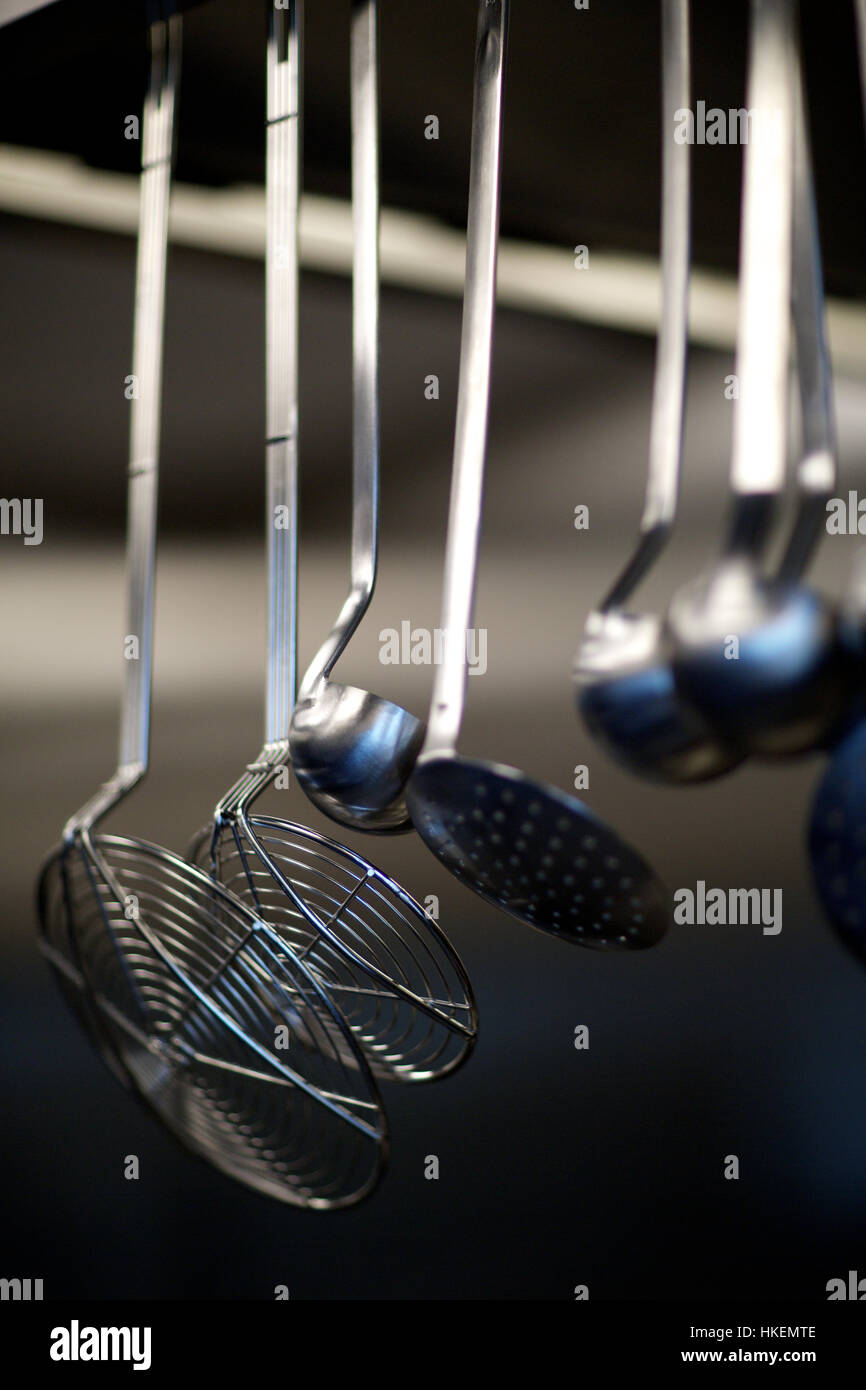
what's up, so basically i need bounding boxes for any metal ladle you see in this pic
[190,0,477,1080]
[288,0,423,835]
[575,0,743,784]
[405,0,669,950]
[806,0,866,959]
[37,7,389,1210]
[667,0,852,758]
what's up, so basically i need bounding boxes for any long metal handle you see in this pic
[857,0,866,138]
[723,0,796,563]
[422,0,508,757]
[349,0,379,630]
[601,0,690,612]
[65,14,179,839]
[265,0,301,745]
[297,0,378,697]
[775,54,836,584]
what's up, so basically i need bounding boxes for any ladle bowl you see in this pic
[290,679,424,833]
[667,559,853,757]
[808,716,866,965]
[407,755,669,948]
[577,610,745,782]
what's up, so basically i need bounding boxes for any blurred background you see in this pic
[2,0,866,1300]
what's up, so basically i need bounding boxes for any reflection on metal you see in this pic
[34,14,389,1210]
[1,142,864,374]
[405,0,669,951]
[576,0,739,788]
[190,0,477,1086]
[290,0,425,835]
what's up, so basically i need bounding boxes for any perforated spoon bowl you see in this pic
[289,0,423,834]
[406,0,669,950]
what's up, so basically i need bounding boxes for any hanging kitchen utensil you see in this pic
[289,0,424,835]
[856,0,866,137]
[405,0,669,949]
[806,0,866,957]
[576,0,741,784]
[190,0,477,1083]
[37,4,388,1209]
[667,0,851,757]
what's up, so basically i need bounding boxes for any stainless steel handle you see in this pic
[730,0,796,501]
[297,0,379,696]
[350,0,379,620]
[600,0,690,612]
[265,0,301,745]
[422,0,509,757]
[64,14,180,840]
[117,15,179,777]
[857,0,866,137]
[643,0,691,535]
[775,44,836,583]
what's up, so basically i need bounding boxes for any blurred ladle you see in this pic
[667,0,851,758]
[575,0,743,784]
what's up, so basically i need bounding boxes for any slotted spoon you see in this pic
[405,0,669,949]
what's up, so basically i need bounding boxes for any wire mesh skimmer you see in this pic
[190,0,477,1084]
[36,8,387,1209]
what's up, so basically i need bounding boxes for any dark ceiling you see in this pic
[2,0,865,295]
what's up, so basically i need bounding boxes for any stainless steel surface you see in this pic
[197,0,477,1082]
[406,0,669,950]
[668,0,852,760]
[809,714,866,961]
[603,0,692,610]
[857,0,866,136]
[264,0,301,748]
[36,12,388,1211]
[575,0,739,787]
[6,0,864,1298]
[290,0,425,835]
[7,253,866,1295]
[776,54,838,585]
[729,0,795,505]
[38,836,388,1209]
[421,0,507,762]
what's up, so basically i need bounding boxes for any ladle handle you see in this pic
[350,0,380,629]
[265,0,301,746]
[775,53,836,585]
[857,0,866,139]
[422,0,509,757]
[728,0,796,511]
[600,0,690,613]
[296,0,379,697]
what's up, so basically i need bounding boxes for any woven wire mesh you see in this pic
[37,833,387,1208]
[190,813,477,1083]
